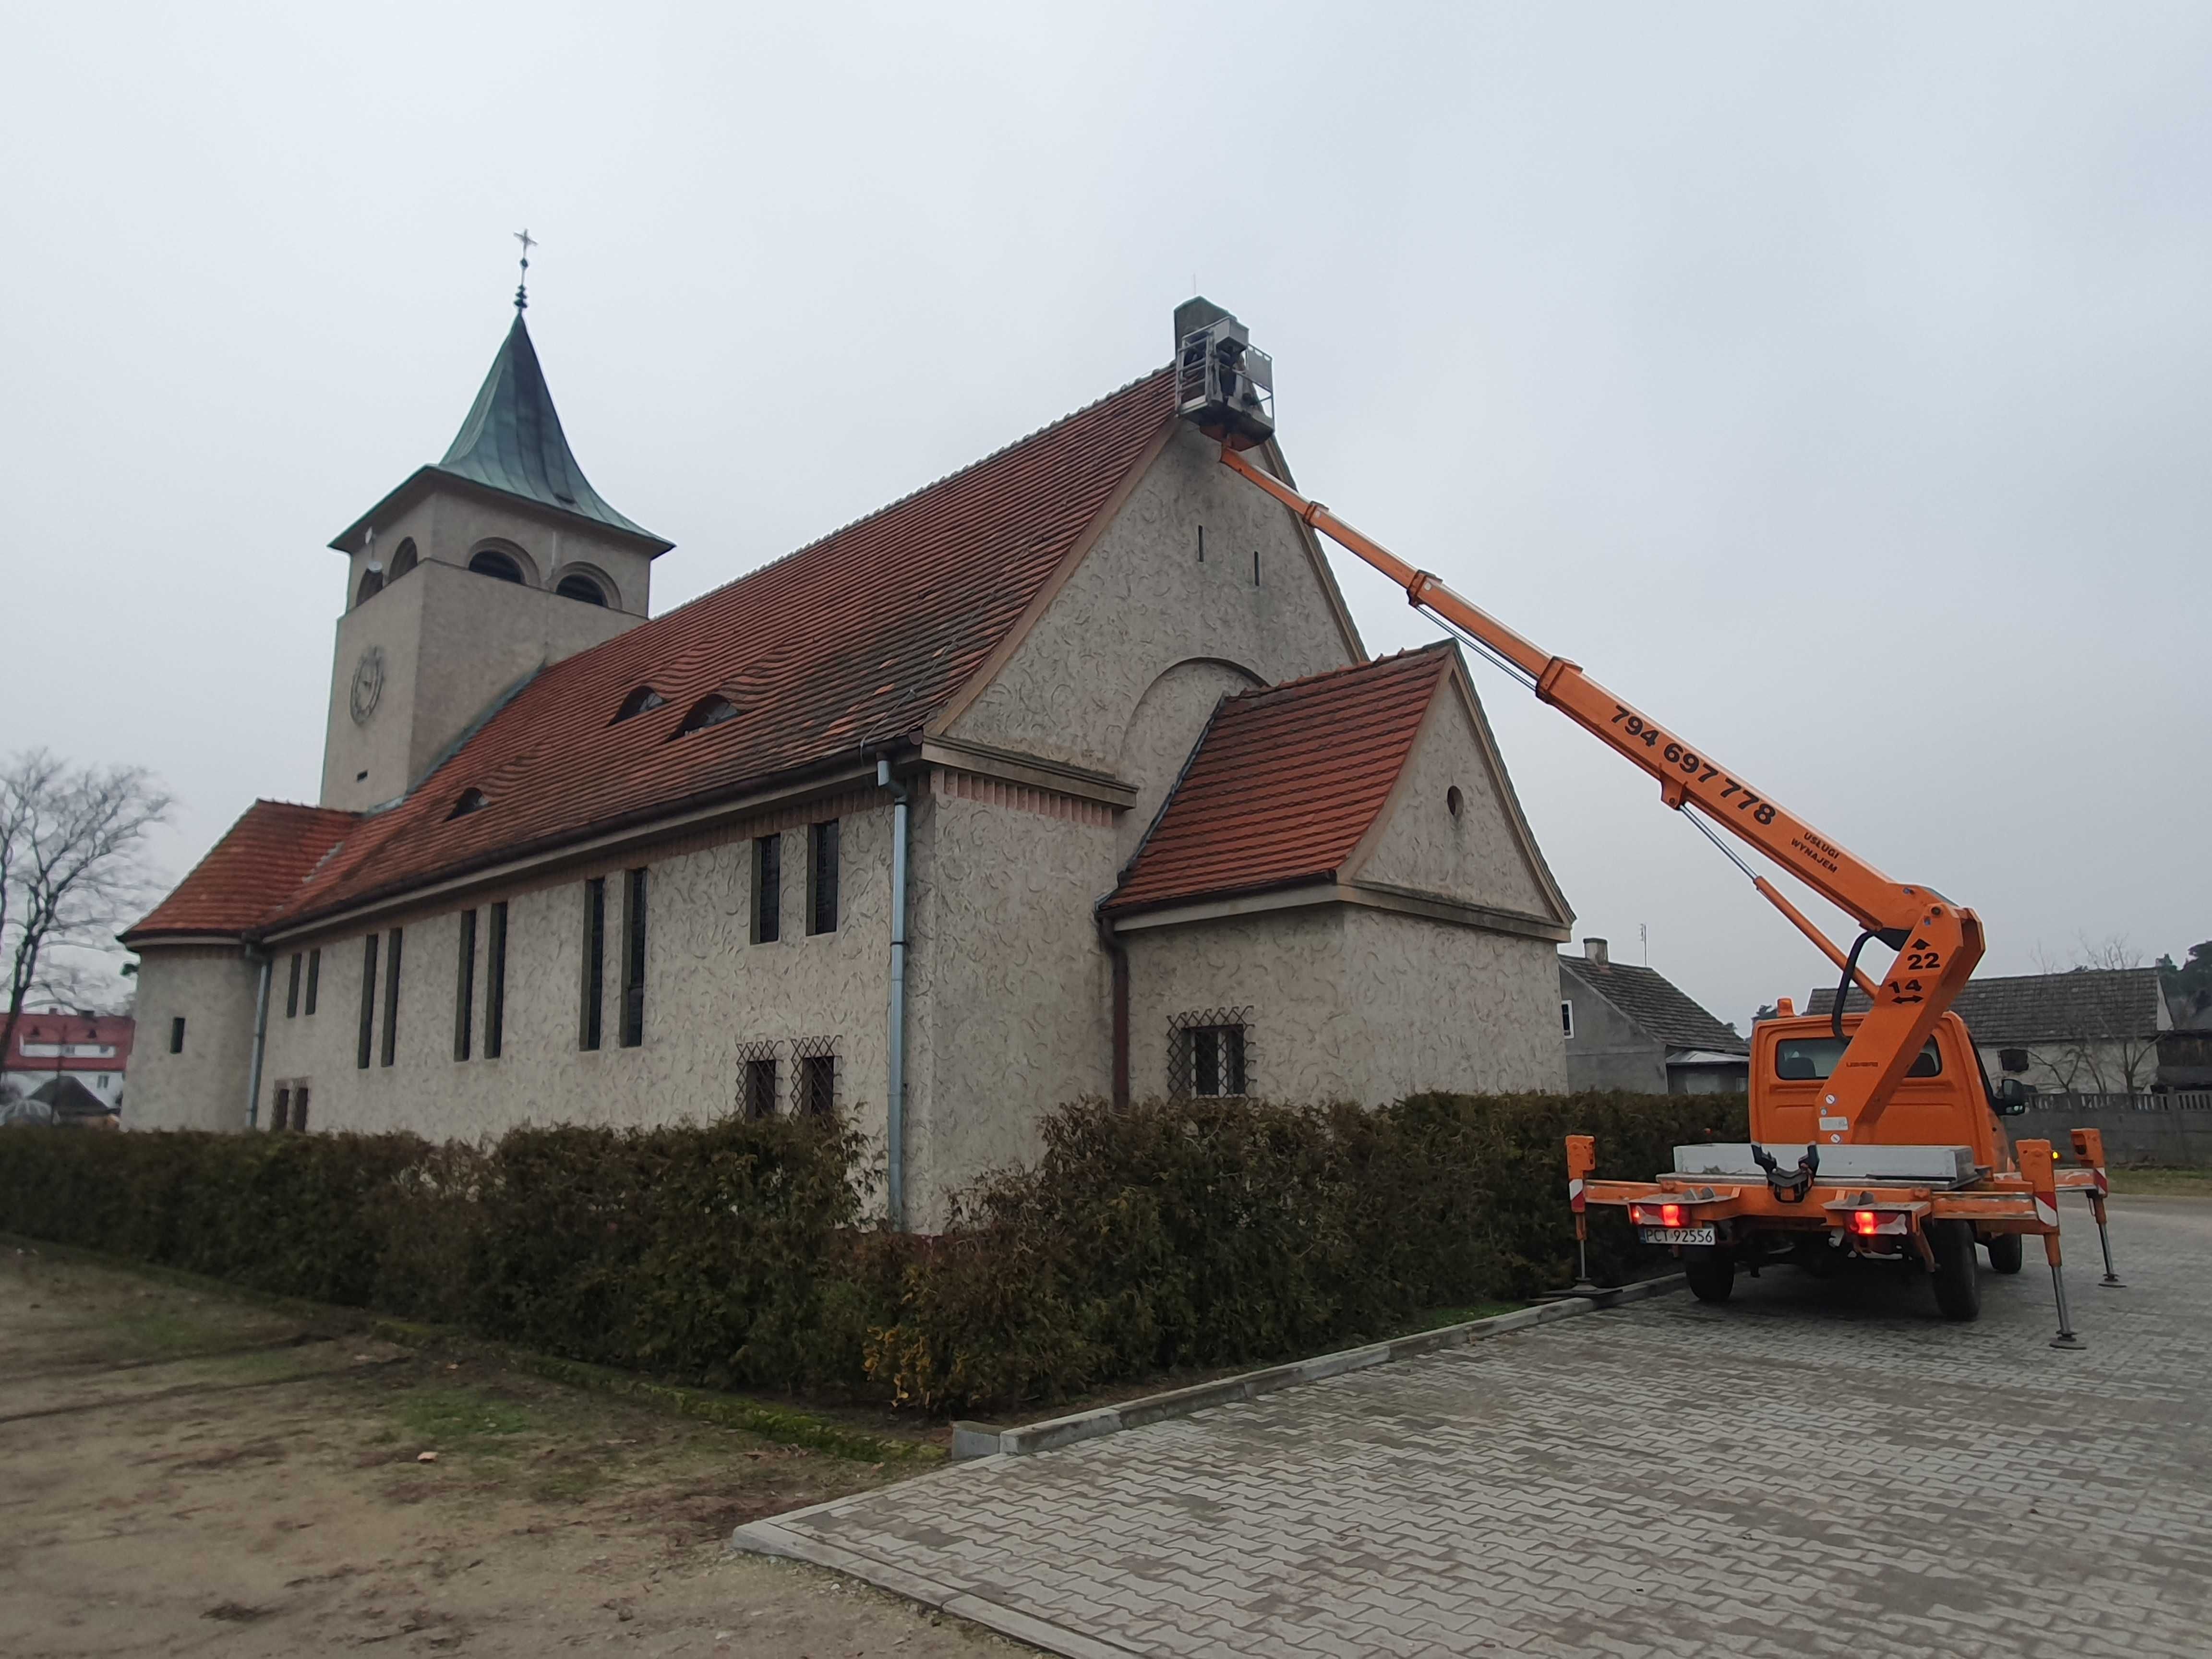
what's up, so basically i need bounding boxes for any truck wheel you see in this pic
[1984,1231,2024,1275]
[1930,1220,1982,1321]
[1683,1245,1735,1304]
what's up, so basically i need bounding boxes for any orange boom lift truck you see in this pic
[1176,307,2121,1348]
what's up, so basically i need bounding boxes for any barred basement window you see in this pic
[304,948,320,1016]
[736,1040,781,1119]
[794,1036,838,1118]
[1168,1007,1251,1098]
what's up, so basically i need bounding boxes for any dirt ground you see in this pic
[0,1246,1035,1657]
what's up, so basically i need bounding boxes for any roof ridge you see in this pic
[1228,640,1453,705]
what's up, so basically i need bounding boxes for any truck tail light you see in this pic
[1632,1201,1687,1227]
[1852,1209,1879,1237]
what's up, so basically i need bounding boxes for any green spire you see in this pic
[433,312,662,544]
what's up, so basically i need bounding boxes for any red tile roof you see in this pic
[5,1011,135,1072]
[1105,644,1454,916]
[125,801,359,942]
[152,367,1178,935]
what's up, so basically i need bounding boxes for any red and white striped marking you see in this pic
[1568,1178,1586,1214]
[2034,1196,2060,1230]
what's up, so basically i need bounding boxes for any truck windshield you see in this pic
[1774,1036,1942,1081]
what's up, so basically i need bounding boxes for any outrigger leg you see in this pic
[1566,1135,1600,1293]
[2071,1130,2124,1288]
[2022,1137,2085,1350]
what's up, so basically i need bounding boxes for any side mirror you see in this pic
[1993,1076,2032,1116]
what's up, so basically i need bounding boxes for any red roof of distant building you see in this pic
[5,1011,135,1073]
[125,801,358,942]
[1106,644,1454,915]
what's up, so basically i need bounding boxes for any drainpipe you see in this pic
[876,758,911,1230]
[243,948,271,1130]
[1095,906,1129,1109]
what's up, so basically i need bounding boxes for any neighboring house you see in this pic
[121,295,1574,1227]
[1812,967,2179,1095]
[2,1010,133,1115]
[1558,938,1749,1094]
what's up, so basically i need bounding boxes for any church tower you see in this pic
[319,290,671,811]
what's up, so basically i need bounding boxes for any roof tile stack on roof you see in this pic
[127,801,358,941]
[1566,957,1748,1054]
[139,367,1180,940]
[1810,968,2165,1043]
[1106,644,1452,915]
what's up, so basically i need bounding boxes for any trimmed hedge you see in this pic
[0,1090,1742,1414]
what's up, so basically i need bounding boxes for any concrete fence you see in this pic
[2014,1091,2212,1167]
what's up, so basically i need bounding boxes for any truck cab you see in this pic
[1752,1009,2012,1174]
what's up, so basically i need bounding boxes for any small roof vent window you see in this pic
[673,695,739,736]
[447,788,490,819]
[612,686,667,724]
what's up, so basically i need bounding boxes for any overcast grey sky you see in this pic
[6,3,2207,1031]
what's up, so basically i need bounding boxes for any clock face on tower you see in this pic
[349,646,386,725]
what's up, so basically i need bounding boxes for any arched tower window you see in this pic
[556,572,607,606]
[355,567,385,607]
[388,539,419,581]
[469,549,525,584]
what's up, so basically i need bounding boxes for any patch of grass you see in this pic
[391,1384,535,1448]
[2108,1166,2212,1196]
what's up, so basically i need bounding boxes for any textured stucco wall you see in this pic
[1353,680,1561,923]
[902,781,1120,1227]
[1112,659,1263,863]
[949,422,1359,777]
[256,797,894,1164]
[125,946,265,1130]
[1124,905,1567,1104]
[1558,962,1669,1092]
[324,526,644,811]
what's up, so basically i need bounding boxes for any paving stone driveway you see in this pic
[744,1197,2211,1657]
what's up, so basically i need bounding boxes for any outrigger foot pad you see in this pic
[2050,1333,2087,1350]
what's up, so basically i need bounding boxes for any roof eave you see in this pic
[327,466,674,557]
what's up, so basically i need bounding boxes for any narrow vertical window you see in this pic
[357,935,378,1069]
[741,1056,778,1119]
[580,878,605,1050]
[454,909,478,1062]
[272,1086,290,1132]
[285,953,302,1018]
[752,835,781,943]
[379,927,403,1066]
[293,1085,309,1132]
[485,902,507,1059]
[619,868,648,1048]
[1560,1000,1575,1040]
[304,948,320,1016]
[808,819,839,936]
[169,1016,185,1054]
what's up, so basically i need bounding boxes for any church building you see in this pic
[122,293,1573,1227]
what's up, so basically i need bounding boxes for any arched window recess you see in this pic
[612,685,668,724]
[469,549,526,584]
[556,572,607,606]
[388,539,419,581]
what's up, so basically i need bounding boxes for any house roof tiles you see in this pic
[1105,644,1452,915]
[1809,968,2165,1044]
[1563,956,1749,1055]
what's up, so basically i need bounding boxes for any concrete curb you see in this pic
[950,1274,1685,1459]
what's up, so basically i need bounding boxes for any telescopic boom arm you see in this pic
[1215,443,1984,1139]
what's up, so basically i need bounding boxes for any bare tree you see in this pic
[0,751,171,1073]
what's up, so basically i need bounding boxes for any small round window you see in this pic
[1446,785,1464,818]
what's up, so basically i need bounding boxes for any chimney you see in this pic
[1583,937,1609,967]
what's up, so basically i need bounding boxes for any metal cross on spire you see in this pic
[513,228,536,312]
